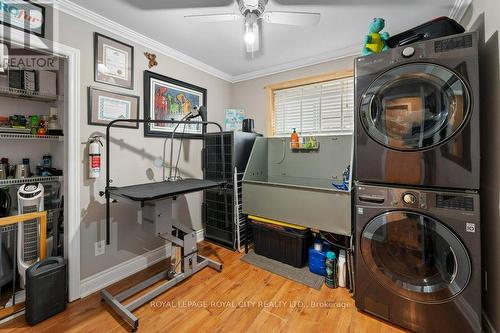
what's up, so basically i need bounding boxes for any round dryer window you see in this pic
[360,211,471,304]
[359,63,471,151]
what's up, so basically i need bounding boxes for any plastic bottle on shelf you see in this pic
[43,153,52,169]
[309,238,326,276]
[338,249,347,288]
[290,128,299,148]
[325,251,338,289]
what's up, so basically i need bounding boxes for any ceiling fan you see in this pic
[185,0,320,53]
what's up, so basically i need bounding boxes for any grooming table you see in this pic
[100,119,227,332]
[109,178,223,202]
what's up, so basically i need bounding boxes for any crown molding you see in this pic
[55,0,470,84]
[56,0,233,82]
[232,45,360,83]
[449,0,472,22]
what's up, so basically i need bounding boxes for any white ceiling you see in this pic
[63,0,467,82]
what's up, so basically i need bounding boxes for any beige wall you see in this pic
[52,8,356,282]
[230,56,357,135]
[53,11,232,280]
[462,0,500,331]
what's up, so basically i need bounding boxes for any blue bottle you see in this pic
[309,239,326,276]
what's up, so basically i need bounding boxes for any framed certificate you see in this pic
[88,87,139,128]
[94,33,134,89]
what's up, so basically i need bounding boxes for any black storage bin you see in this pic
[249,220,310,268]
[25,257,67,325]
[386,16,465,48]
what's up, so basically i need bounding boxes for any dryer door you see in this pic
[361,211,471,304]
[359,63,471,151]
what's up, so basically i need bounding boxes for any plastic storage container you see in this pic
[249,219,310,268]
[338,249,347,288]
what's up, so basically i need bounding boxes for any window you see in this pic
[270,74,354,136]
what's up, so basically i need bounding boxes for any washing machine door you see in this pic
[361,211,471,304]
[359,63,471,151]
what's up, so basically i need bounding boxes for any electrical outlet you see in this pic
[95,240,105,256]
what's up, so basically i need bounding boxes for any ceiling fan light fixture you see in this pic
[244,24,256,44]
[244,13,258,46]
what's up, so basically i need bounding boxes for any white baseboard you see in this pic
[196,229,204,242]
[483,311,498,333]
[0,310,25,326]
[80,243,171,298]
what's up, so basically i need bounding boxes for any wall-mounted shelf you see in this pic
[290,142,320,152]
[0,132,64,141]
[0,86,61,102]
[0,176,63,186]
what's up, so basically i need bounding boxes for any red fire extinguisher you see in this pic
[88,136,103,179]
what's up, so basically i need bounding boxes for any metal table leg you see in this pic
[101,289,139,332]
[100,228,222,332]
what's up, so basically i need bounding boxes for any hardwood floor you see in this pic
[0,242,406,333]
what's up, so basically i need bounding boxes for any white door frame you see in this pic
[1,29,81,301]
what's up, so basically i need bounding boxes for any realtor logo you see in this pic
[466,223,476,233]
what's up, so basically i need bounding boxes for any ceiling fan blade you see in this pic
[185,14,242,23]
[121,0,234,10]
[263,11,320,26]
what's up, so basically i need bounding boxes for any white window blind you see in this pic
[273,76,354,136]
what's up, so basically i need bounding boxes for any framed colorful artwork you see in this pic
[144,71,207,138]
[225,109,245,131]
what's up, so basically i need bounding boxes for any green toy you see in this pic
[362,18,390,56]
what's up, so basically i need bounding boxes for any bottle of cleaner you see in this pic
[309,238,326,276]
[338,249,347,288]
[291,128,299,148]
[325,251,338,288]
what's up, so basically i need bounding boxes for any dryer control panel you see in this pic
[355,183,479,218]
[436,194,474,211]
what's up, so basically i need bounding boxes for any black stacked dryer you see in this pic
[355,32,479,190]
[353,32,481,333]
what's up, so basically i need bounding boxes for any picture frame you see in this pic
[0,1,45,37]
[225,109,245,131]
[94,33,134,89]
[88,87,139,129]
[144,70,207,138]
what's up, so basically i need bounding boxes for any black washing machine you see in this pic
[354,183,481,333]
[354,32,480,190]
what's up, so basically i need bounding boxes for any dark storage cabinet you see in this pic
[202,131,259,249]
[249,220,311,268]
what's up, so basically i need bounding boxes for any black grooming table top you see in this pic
[108,178,224,202]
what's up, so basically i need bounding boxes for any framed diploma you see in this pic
[94,33,134,89]
[88,87,139,128]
